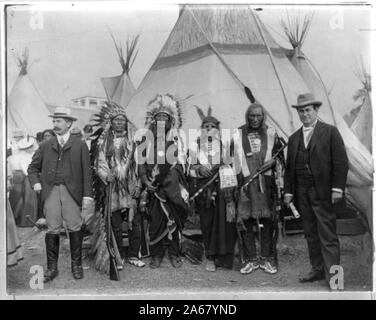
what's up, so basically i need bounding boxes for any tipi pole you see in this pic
[305,55,338,127]
[251,10,295,134]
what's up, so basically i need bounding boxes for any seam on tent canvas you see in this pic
[151,43,287,71]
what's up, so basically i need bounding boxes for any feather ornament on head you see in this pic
[146,94,183,129]
[194,104,220,127]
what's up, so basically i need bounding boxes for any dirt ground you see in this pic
[6,227,373,298]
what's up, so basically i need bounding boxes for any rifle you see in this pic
[139,212,150,258]
[240,138,287,189]
[106,182,120,281]
[139,190,150,257]
[189,171,219,201]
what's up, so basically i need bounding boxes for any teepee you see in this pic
[7,48,52,136]
[350,59,372,153]
[101,32,140,108]
[127,4,307,134]
[281,14,373,231]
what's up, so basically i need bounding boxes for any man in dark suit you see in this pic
[284,93,348,287]
[28,107,93,282]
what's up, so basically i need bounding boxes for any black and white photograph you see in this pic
[1,0,374,300]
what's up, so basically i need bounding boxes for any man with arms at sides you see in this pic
[28,107,93,282]
[284,93,348,288]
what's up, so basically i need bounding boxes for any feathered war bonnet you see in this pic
[144,94,188,168]
[92,101,136,143]
[145,94,183,129]
[93,101,128,129]
[194,105,220,128]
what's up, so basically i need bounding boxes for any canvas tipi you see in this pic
[126,5,307,134]
[7,48,52,136]
[101,32,140,108]
[125,5,373,230]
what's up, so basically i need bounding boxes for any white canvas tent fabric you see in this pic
[125,5,373,228]
[351,93,372,153]
[7,72,52,136]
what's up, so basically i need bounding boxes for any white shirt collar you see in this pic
[56,131,70,143]
[302,120,318,131]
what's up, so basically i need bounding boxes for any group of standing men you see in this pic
[26,91,348,289]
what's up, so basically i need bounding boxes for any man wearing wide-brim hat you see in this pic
[283,93,348,289]
[28,107,93,282]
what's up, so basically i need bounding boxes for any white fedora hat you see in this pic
[49,106,77,121]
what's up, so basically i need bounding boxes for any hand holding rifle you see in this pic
[241,139,287,189]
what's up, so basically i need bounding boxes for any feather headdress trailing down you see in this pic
[146,93,184,129]
[91,101,137,152]
[88,101,138,274]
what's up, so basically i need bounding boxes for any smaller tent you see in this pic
[101,32,140,108]
[7,48,52,136]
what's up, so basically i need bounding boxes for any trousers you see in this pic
[44,185,82,234]
[242,218,273,261]
[296,184,340,282]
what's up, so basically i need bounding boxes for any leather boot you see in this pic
[44,233,59,283]
[69,230,84,280]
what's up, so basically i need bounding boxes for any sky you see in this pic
[6,3,372,116]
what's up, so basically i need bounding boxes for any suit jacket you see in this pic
[28,134,93,206]
[284,121,348,202]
